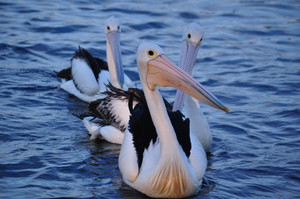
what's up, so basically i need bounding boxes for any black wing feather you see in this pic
[56,67,72,80]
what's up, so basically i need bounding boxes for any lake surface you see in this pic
[1,0,299,198]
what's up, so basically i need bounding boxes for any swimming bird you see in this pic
[118,43,229,198]
[173,22,212,152]
[57,16,132,102]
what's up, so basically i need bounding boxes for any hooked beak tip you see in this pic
[224,107,230,113]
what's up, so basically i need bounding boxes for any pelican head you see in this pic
[137,43,229,112]
[173,23,204,111]
[183,23,204,45]
[105,16,121,33]
[105,16,124,88]
[180,22,204,74]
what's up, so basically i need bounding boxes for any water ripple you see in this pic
[129,21,168,31]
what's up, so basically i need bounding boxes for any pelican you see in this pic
[173,22,212,152]
[118,43,229,198]
[57,16,132,102]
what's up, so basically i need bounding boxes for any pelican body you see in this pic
[57,16,132,102]
[118,43,229,198]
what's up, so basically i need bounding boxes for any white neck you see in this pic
[106,36,120,88]
[141,81,182,156]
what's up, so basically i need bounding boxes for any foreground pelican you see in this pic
[57,16,132,102]
[118,43,229,198]
[173,22,212,152]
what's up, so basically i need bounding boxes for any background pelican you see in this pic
[118,43,229,198]
[57,16,132,102]
[173,22,213,152]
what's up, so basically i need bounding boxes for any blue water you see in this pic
[1,0,299,198]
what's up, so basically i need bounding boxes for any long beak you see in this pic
[173,40,201,111]
[147,55,229,113]
[106,31,125,88]
[179,40,200,75]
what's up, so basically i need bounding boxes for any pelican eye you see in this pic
[117,26,120,30]
[147,49,157,58]
[200,37,203,42]
[107,26,110,30]
[187,33,191,39]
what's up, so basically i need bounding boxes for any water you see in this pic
[1,0,299,198]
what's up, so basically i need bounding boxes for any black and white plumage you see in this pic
[118,43,228,198]
[78,83,172,144]
[77,84,144,143]
[129,102,191,168]
[81,84,144,131]
[58,46,109,87]
[56,47,109,82]
[57,16,132,102]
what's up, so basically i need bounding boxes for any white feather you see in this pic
[60,80,105,102]
[109,98,132,129]
[140,140,160,170]
[98,125,123,144]
[71,58,99,96]
[83,117,123,144]
[82,117,101,140]
[189,133,207,181]
[184,95,212,152]
[119,129,139,182]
